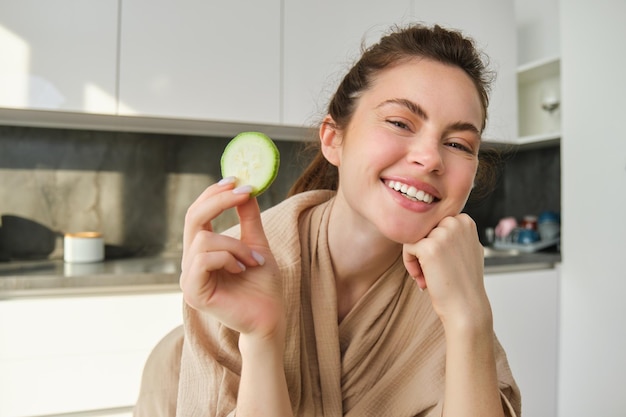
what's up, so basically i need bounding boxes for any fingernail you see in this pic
[413,277,425,292]
[251,250,265,266]
[218,176,236,186]
[232,185,253,195]
[237,261,246,271]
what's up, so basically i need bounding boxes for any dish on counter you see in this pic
[492,237,560,253]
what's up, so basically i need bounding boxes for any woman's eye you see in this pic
[387,119,410,130]
[446,141,474,154]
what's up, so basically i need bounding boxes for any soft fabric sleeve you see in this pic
[133,325,184,417]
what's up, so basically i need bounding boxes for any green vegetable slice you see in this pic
[220,132,280,197]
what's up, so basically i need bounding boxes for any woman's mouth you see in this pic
[385,180,437,204]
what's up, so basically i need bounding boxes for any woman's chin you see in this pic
[382,225,432,245]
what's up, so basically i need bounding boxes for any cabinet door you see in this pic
[282,0,413,127]
[0,0,118,114]
[485,268,559,417]
[0,292,183,417]
[411,0,518,142]
[119,0,281,125]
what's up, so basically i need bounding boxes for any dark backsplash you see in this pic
[0,125,560,258]
[465,143,561,243]
[0,125,310,258]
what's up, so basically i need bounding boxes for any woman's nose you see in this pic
[408,137,445,174]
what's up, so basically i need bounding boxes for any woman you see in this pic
[135,23,520,417]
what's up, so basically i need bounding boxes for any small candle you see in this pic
[63,232,104,263]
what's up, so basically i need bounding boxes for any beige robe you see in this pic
[135,190,521,417]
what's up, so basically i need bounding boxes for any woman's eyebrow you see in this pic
[377,98,428,120]
[378,98,481,135]
[446,121,480,136]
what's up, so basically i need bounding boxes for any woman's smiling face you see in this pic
[324,58,484,244]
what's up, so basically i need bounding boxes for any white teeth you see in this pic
[386,180,435,204]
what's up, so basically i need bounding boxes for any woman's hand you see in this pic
[402,213,490,328]
[181,178,293,416]
[403,214,504,417]
[180,178,284,341]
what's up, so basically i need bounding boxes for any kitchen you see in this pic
[1,1,625,417]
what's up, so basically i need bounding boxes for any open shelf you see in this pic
[517,56,561,142]
[518,56,560,84]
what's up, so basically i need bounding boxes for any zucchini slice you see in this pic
[220,132,280,197]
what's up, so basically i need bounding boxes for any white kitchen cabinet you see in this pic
[118,0,282,125]
[0,291,183,417]
[0,1,518,139]
[282,0,413,127]
[0,0,118,114]
[485,267,559,417]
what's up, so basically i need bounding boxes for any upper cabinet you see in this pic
[118,0,282,125]
[282,0,413,127]
[0,0,118,114]
[0,0,518,139]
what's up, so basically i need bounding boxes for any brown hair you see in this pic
[288,23,499,199]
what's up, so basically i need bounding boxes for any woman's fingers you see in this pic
[404,214,489,323]
[237,197,270,250]
[402,246,426,290]
[176,178,284,338]
[180,250,246,310]
[182,230,263,273]
[403,214,483,287]
[183,179,250,252]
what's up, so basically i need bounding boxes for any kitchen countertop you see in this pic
[0,256,182,298]
[483,250,561,273]
[0,251,561,299]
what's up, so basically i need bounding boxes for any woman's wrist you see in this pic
[441,302,494,342]
[237,322,293,417]
[238,319,287,359]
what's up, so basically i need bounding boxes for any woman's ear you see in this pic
[319,115,342,167]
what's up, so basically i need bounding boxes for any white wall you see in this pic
[514,0,560,64]
[558,1,626,416]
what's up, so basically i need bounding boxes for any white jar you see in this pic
[63,232,104,263]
